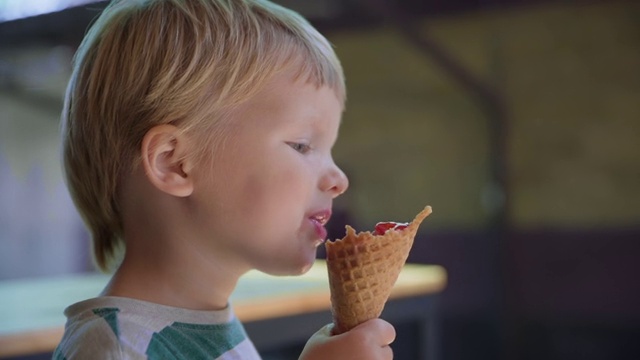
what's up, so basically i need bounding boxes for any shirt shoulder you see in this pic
[55,297,261,360]
[54,305,125,359]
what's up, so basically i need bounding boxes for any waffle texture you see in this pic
[325,206,432,335]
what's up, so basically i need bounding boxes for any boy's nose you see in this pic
[322,163,349,198]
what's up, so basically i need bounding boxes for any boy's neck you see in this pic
[101,245,241,311]
[102,170,246,311]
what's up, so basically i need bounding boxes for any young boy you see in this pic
[54,0,395,359]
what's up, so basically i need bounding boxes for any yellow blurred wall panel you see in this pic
[326,1,640,229]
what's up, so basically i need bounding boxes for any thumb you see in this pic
[317,323,334,337]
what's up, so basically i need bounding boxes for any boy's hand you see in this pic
[299,319,396,360]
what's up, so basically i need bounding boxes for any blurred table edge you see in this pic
[0,261,447,358]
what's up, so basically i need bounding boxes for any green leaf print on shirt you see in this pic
[146,317,247,359]
[92,307,120,338]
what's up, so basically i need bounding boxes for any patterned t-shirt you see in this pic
[53,296,261,359]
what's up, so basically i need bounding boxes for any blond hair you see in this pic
[62,0,345,271]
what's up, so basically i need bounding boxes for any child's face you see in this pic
[189,71,348,276]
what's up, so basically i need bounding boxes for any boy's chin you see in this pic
[260,252,317,276]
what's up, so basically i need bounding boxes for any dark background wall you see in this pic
[320,2,640,359]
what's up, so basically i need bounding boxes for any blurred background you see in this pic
[1,0,639,359]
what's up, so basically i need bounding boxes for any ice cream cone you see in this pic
[325,206,432,335]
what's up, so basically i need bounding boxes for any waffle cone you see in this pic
[325,206,432,335]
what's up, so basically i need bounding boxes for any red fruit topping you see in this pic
[374,222,408,235]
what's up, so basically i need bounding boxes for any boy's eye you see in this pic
[287,142,311,154]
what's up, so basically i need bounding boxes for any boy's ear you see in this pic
[140,124,194,197]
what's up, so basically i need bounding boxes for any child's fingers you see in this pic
[380,320,397,346]
[381,345,394,359]
[351,318,396,347]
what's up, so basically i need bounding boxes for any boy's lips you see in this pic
[309,210,331,242]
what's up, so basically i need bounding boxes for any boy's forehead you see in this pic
[243,69,342,109]
[223,74,342,128]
